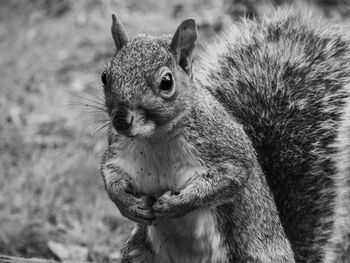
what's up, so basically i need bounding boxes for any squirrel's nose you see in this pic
[112,109,134,132]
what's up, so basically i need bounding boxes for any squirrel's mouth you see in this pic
[112,109,156,137]
[114,127,135,138]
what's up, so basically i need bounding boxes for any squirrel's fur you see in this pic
[100,7,350,263]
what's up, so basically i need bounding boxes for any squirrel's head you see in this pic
[102,14,197,138]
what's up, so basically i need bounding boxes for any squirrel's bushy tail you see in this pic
[325,99,350,262]
[196,7,350,262]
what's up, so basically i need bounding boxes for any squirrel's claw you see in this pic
[152,190,191,218]
[120,206,154,225]
[118,195,155,225]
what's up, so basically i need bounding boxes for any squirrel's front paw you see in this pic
[118,195,155,225]
[107,180,156,225]
[152,190,192,218]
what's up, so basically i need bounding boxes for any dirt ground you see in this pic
[0,0,349,262]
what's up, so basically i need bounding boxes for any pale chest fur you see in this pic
[106,134,228,263]
[108,134,205,196]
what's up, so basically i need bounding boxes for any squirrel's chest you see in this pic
[112,136,205,196]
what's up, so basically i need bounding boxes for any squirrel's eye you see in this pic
[159,72,175,99]
[160,73,173,91]
[101,71,107,85]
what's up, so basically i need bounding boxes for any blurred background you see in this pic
[1,0,350,262]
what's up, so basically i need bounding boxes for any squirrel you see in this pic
[99,7,350,263]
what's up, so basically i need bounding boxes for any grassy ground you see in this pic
[0,0,349,262]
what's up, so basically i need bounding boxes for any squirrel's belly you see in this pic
[148,209,228,263]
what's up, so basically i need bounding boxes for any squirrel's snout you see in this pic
[111,107,155,137]
[112,109,134,134]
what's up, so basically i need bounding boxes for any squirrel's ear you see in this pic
[170,19,197,74]
[111,13,129,50]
